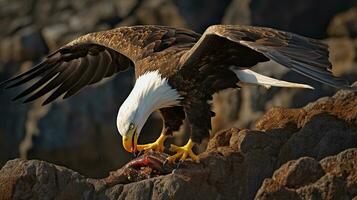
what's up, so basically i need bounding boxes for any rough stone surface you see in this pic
[1,90,356,199]
[255,149,357,200]
[328,7,357,38]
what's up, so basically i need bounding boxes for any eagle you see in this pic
[0,25,352,163]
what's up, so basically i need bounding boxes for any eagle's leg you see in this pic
[166,99,212,163]
[137,107,185,153]
[167,139,199,163]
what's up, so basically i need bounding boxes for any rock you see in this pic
[0,159,94,200]
[326,37,357,86]
[271,157,324,189]
[42,24,71,50]
[255,90,357,130]
[132,0,187,29]
[172,0,232,32]
[0,27,49,63]
[211,89,242,133]
[0,61,30,168]
[255,149,357,200]
[222,0,251,25]
[223,0,357,38]
[328,7,357,38]
[256,90,357,165]
[17,27,49,61]
[1,90,356,199]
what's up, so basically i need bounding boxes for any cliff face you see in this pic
[1,90,356,200]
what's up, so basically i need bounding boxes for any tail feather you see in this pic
[231,68,314,89]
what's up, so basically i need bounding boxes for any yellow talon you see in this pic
[136,134,167,153]
[167,139,200,163]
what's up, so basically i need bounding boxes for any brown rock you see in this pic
[0,159,94,200]
[256,149,357,200]
[255,90,357,131]
[256,179,299,199]
[255,91,357,165]
[326,38,356,76]
[272,157,324,188]
[328,7,357,38]
[222,0,251,25]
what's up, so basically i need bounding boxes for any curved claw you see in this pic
[136,150,144,158]
[166,139,200,163]
[163,159,169,167]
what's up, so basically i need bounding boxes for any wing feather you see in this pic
[180,25,351,89]
[1,25,200,105]
[63,56,97,98]
[41,60,86,105]
[12,68,59,101]
[22,61,80,103]
[89,51,108,84]
[4,62,56,89]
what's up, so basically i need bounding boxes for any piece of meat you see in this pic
[102,151,175,187]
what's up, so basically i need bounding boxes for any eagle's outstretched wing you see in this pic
[0,25,199,105]
[180,25,350,89]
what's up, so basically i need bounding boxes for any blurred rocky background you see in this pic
[0,0,356,178]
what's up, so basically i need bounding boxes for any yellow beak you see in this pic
[122,128,138,153]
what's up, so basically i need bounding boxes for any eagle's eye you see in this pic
[129,123,135,130]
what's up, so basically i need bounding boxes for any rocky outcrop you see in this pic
[256,149,357,199]
[1,90,356,200]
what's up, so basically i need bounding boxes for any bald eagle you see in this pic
[1,25,352,163]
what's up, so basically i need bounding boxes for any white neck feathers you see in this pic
[117,70,182,135]
[130,70,182,111]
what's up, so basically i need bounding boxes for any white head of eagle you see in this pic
[116,70,182,152]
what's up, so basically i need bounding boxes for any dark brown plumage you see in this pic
[0,25,353,159]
